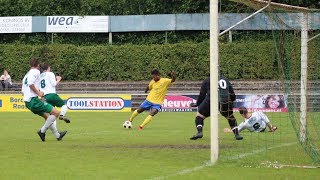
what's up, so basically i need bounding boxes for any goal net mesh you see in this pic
[218,0,320,166]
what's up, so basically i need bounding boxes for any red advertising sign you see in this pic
[161,95,197,112]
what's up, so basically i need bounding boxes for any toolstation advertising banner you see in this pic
[0,94,131,112]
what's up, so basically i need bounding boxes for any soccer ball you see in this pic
[123,120,132,129]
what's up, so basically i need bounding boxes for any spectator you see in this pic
[0,69,12,91]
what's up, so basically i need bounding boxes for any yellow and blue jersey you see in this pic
[146,78,172,104]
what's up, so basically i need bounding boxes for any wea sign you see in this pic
[46,16,109,33]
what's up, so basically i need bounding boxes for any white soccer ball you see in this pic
[123,120,132,129]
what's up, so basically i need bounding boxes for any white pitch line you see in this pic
[149,142,297,180]
[149,161,212,180]
[225,142,297,161]
[268,164,320,169]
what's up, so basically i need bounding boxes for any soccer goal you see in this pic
[210,0,320,166]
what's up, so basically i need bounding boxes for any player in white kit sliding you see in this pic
[40,62,70,123]
[22,58,67,142]
[236,106,277,132]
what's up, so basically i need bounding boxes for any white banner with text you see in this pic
[0,16,32,33]
[46,16,109,33]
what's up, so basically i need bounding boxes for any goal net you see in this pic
[217,0,320,167]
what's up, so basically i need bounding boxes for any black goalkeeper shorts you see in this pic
[198,100,210,117]
[219,101,234,118]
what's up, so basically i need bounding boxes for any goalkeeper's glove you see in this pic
[189,102,197,107]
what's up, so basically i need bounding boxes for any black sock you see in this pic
[232,127,239,135]
[227,116,239,135]
[195,116,204,133]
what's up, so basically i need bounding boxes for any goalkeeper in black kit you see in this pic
[190,75,243,140]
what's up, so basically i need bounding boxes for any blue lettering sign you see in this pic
[68,100,88,107]
[48,17,74,26]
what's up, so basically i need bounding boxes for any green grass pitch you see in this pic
[0,112,319,179]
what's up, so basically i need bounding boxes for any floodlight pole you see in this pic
[210,0,219,164]
[300,12,308,142]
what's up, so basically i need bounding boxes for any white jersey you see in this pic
[21,69,41,102]
[237,112,270,132]
[40,72,57,95]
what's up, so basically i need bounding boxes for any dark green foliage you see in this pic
[0,0,317,17]
[1,40,317,82]
[0,0,209,16]
[0,31,210,45]
[272,0,320,8]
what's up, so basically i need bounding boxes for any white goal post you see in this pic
[209,0,312,164]
[209,0,219,164]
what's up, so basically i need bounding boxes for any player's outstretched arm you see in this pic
[223,128,233,133]
[267,123,277,132]
[189,102,197,107]
[170,71,176,83]
[56,75,62,84]
[228,80,236,102]
[196,78,208,106]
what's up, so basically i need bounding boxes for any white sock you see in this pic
[40,115,56,133]
[60,105,68,117]
[49,121,60,138]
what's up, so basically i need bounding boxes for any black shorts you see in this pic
[260,128,266,132]
[198,100,210,117]
[219,101,234,118]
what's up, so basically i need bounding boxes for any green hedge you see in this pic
[0,0,319,45]
[0,0,209,16]
[0,0,317,16]
[0,41,312,82]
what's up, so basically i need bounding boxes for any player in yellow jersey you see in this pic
[128,69,176,130]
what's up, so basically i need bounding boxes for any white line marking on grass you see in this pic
[149,142,297,180]
[265,163,320,169]
[225,142,297,161]
[149,161,212,180]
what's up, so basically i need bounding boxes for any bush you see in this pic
[0,41,312,82]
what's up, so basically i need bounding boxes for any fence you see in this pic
[1,13,319,43]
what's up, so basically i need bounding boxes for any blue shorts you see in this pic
[139,100,162,111]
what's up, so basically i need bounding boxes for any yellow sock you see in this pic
[140,115,153,127]
[129,110,139,122]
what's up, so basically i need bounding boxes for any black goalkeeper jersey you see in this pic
[196,76,236,105]
[218,76,236,103]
